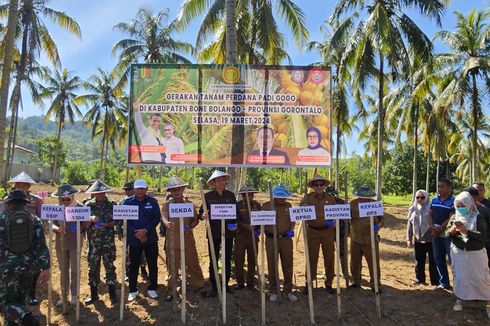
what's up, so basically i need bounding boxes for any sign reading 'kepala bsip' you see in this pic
[113,205,139,220]
[289,206,316,222]
[40,205,65,221]
[251,211,276,226]
[324,204,351,220]
[358,201,384,218]
[210,204,237,220]
[169,203,194,218]
[65,206,91,222]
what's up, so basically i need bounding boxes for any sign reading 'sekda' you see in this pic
[168,203,194,218]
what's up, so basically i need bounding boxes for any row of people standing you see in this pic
[406,180,490,318]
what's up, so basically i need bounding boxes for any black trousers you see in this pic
[208,238,234,291]
[28,272,40,297]
[486,244,490,269]
[128,242,158,293]
[414,241,438,285]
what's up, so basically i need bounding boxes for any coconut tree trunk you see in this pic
[7,91,20,180]
[4,82,20,182]
[335,116,341,190]
[412,104,418,199]
[0,0,20,184]
[375,55,385,200]
[471,73,478,182]
[52,119,63,184]
[435,159,440,192]
[425,145,430,192]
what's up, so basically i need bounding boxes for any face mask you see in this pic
[456,207,469,215]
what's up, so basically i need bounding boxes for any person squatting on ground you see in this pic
[234,184,261,291]
[8,172,44,307]
[0,190,50,326]
[51,184,85,307]
[300,175,337,295]
[406,189,438,286]
[161,176,206,301]
[447,191,490,319]
[429,179,455,290]
[84,180,118,306]
[199,170,238,297]
[121,179,161,301]
[349,185,383,291]
[262,184,297,303]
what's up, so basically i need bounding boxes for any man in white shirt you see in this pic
[161,123,185,164]
[133,106,166,163]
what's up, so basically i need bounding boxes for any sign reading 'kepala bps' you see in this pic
[358,201,384,218]
[128,64,331,168]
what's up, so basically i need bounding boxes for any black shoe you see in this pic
[226,286,234,294]
[165,294,173,302]
[234,284,245,291]
[201,290,217,298]
[28,296,39,306]
[85,286,99,305]
[348,284,360,289]
[325,286,336,294]
[21,313,40,326]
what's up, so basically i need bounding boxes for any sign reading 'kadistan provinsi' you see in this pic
[324,204,351,220]
[113,205,139,220]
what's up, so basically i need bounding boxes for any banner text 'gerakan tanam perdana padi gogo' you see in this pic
[128,64,331,168]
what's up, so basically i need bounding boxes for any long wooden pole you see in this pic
[260,224,266,325]
[170,220,176,305]
[76,221,80,322]
[267,182,280,297]
[199,181,222,302]
[302,220,315,324]
[180,217,186,324]
[244,192,259,278]
[120,220,127,321]
[221,219,226,324]
[335,220,342,319]
[370,216,381,319]
[47,221,53,325]
[61,221,67,314]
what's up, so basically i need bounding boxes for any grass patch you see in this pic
[382,194,413,207]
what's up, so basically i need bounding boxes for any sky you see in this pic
[14,0,490,154]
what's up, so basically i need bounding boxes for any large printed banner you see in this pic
[128,64,331,167]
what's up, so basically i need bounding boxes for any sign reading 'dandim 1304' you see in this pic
[210,204,236,220]
[251,211,276,226]
[113,205,139,220]
[324,204,351,220]
[288,206,316,222]
[65,206,91,222]
[358,201,384,218]
[40,205,65,221]
[168,203,194,218]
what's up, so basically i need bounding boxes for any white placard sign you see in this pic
[251,211,276,226]
[65,206,91,222]
[289,206,316,222]
[324,204,351,220]
[210,204,236,220]
[113,205,139,220]
[358,201,384,218]
[169,203,194,218]
[40,205,65,221]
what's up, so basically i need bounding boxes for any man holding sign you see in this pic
[198,170,237,297]
[161,176,206,301]
[121,179,161,301]
[300,175,337,295]
[349,185,384,291]
[84,180,118,306]
[262,184,297,303]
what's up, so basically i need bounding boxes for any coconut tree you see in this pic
[41,67,83,183]
[434,9,490,182]
[330,0,447,199]
[77,68,127,181]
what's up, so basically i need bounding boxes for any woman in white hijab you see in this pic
[406,190,438,286]
[447,191,490,318]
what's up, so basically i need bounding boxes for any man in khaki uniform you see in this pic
[300,175,337,294]
[235,184,261,290]
[161,176,206,301]
[263,184,297,302]
[349,184,384,291]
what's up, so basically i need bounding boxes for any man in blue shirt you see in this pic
[121,179,161,301]
[429,179,455,290]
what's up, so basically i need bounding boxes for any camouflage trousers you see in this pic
[87,238,117,287]
[0,272,33,325]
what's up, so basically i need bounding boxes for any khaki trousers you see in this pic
[306,227,335,287]
[266,237,293,293]
[350,239,381,286]
[234,233,258,285]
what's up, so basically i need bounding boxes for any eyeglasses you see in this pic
[313,183,325,187]
[416,196,425,200]
[61,197,72,203]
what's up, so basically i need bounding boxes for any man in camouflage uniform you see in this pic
[0,190,50,325]
[234,184,261,290]
[8,172,43,306]
[83,180,118,305]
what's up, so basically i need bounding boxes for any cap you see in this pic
[122,182,134,191]
[134,179,148,189]
[3,189,30,204]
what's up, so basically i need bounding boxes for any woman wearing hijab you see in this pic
[296,127,331,165]
[406,190,438,286]
[447,191,490,318]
